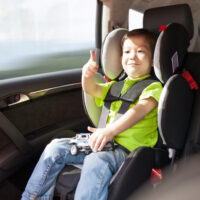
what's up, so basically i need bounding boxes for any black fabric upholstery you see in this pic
[108,147,155,200]
[182,53,200,155]
[154,148,170,169]
[55,165,81,200]
[158,74,193,150]
[184,91,200,155]
[184,52,200,84]
[143,4,194,39]
[154,23,190,83]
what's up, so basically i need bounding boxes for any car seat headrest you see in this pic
[101,23,190,84]
[154,23,190,83]
[143,4,194,40]
[101,28,128,80]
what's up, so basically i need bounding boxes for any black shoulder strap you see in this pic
[98,77,158,128]
[105,81,125,102]
[120,78,158,103]
[114,78,157,121]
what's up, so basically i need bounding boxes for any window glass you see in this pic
[0,0,96,79]
[129,9,143,30]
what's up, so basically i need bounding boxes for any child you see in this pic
[21,29,162,200]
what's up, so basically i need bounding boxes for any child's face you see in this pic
[121,35,153,79]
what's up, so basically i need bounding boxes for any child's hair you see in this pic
[121,29,157,57]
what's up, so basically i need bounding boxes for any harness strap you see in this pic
[116,142,130,154]
[98,101,111,128]
[113,101,130,122]
[98,77,157,128]
[120,78,158,103]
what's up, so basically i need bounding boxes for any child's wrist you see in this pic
[106,125,116,138]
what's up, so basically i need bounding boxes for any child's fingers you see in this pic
[98,138,107,151]
[88,126,97,133]
[84,68,94,78]
[93,136,102,152]
[90,63,98,73]
[90,50,96,62]
[89,133,97,150]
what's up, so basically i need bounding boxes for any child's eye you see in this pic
[137,49,144,53]
[123,50,130,54]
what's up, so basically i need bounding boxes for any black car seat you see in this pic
[55,4,195,200]
[108,4,195,200]
[129,19,200,200]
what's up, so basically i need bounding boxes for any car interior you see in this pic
[0,0,200,200]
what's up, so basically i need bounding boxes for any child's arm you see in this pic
[82,50,102,98]
[89,97,158,152]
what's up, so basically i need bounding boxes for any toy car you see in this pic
[69,133,115,155]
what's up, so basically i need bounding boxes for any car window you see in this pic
[129,9,143,30]
[0,0,96,79]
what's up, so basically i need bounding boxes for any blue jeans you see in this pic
[21,138,127,200]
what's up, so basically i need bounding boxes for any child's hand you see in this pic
[88,126,114,152]
[82,50,99,78]
[82,50,102,98]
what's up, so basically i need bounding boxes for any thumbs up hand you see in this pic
[82,50,99,78]
[82,50,102,98]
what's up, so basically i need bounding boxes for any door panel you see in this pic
[0,69,91,182]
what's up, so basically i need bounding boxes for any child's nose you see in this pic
[129,51,136,59]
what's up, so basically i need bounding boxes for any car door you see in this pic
[0,1,97,199]
[0,68,90,180]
